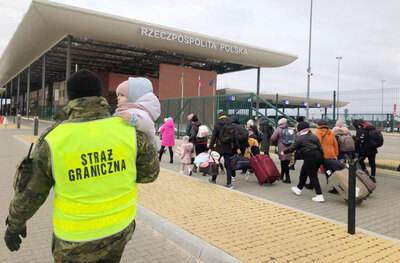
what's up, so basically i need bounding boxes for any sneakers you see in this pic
[245,171,250,181]
[207,178,216,184]
[188,169,192,176]
[289,164,295,170]
[231,176,237,182]
[283,177,291,184]
[291,186,301,196]
[179,170,184,174]
[225,184,234,189]
[193,166,197,173]
[312,195,325,203]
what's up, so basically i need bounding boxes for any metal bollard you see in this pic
[33,116,39,136]
[17,114,21,129]
[347,161,356,234]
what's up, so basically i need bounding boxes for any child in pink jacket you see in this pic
[159,118,176,163]
[176,136,194,175]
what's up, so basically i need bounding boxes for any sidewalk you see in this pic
[0,128,203,263]
[5,118,400,262]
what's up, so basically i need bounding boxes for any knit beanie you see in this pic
[67,69,102,100]
[297,122,310,132]
[116,77,153,102]
[278,118,287,125]
[218,111,227,118]
[317,119,328,126]
[191,115,199,122]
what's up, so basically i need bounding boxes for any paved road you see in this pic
[0,126,202,263]
[160,149,400,241]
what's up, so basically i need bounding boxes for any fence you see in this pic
[29,88,400,163]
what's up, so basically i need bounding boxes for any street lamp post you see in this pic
[305,0,313,122]
[381,80,385,117]
[336,56,342,120]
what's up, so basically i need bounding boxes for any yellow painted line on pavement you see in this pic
[138,169,400,263]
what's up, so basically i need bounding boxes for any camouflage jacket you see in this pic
[8,96,159,232]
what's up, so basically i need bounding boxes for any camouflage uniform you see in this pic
[7,96,160,262]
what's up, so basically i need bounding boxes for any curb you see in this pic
[136,204,242,263]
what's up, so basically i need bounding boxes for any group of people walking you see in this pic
[158,112,382,203]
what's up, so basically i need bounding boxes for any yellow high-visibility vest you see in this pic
[45,117,137,241]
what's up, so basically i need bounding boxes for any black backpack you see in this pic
[219,122,236,144]
[368,128,384,148]
[234,124,248,144]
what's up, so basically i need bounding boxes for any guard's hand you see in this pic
[237,149,241,155]
[120,112,131,122]
[4,227,27,252]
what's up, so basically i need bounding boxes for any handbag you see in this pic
[230,154,250,171]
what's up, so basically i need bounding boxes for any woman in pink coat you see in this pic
[159,118,175,163]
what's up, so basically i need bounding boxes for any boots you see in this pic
[283,176,291,184]
[279,173,284,181]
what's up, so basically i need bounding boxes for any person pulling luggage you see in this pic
[282,122,326,203]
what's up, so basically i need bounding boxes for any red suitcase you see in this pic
[249,154,280,184]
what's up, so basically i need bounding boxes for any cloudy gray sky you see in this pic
[1,0,399,97]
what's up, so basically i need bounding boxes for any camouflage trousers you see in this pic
[52,220,136,263]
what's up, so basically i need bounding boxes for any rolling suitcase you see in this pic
[329,169,369,204]
[249,154,280,184]
[356,170,376,194]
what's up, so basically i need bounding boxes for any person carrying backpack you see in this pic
[208,111,241,188]
[259,117,274,155]
[354,120,383,183]
[270,118,294,183]
[333,122,354,163]
[189,115,208,155]
[231,115,249,154]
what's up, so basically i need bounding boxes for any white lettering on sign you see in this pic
[139,26,248,56]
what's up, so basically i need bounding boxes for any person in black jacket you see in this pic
[258,117,274,155]
[231,115,249,154]
[189,115,208,155]
[282,122,325,203]
[208,112,241,188]
[354,119,378,183]
[185,113,194,136]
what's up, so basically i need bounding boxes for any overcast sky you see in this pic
[1,0,399,97]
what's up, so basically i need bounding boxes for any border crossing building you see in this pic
[0,0,346,123]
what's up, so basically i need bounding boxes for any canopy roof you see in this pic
[0,0,298,91]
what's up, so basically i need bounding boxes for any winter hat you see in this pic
[191,115,199,122]
[297,122,310,132]
[335,120,344,127]
[182,135,189,143]
[116,77,153,102]
[247,119,254,127]
[67,69,102,100]
[317,119,328,126]
[296,116,305,123]
[278,118,288,125]
[218,111,227,118]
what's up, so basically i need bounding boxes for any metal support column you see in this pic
[297,107,300,118]
[17,75,20,115]
[324,107,327,120]
[306,0,314,122]
[256,67,261,118]
[41,54,46,118]
[66,35,72,102]
[333,91,336,124]
[275,94,279,127]
[0,88,3,115]
[26,66,31,118]
[10,80,13,116]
